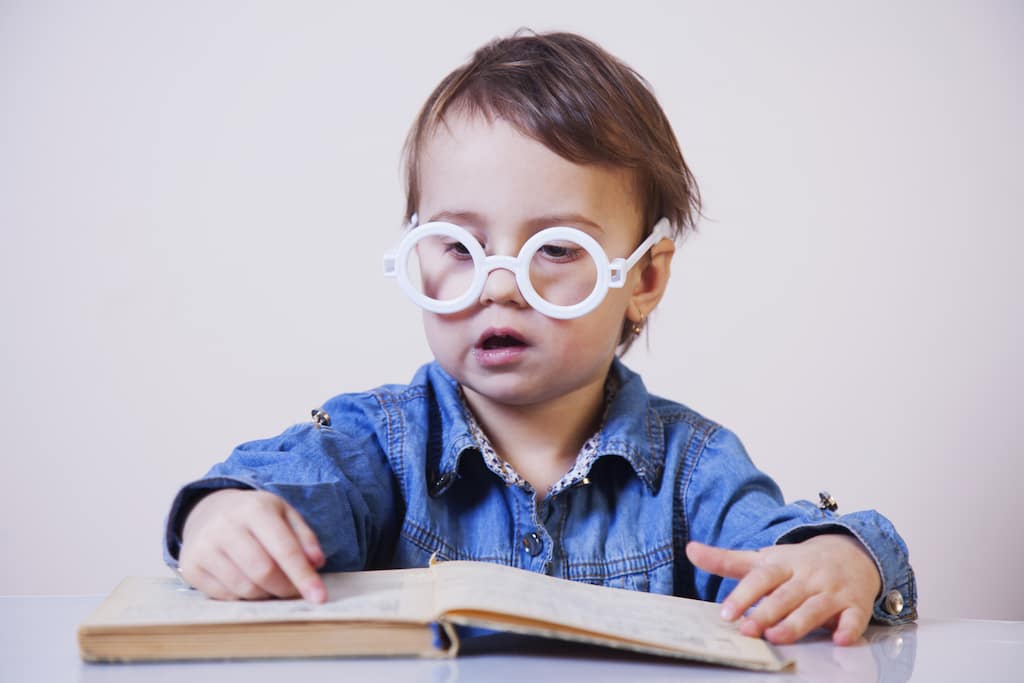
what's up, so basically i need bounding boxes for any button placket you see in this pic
[512,482,551,571]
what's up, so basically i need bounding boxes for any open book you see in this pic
[78,560,791,672]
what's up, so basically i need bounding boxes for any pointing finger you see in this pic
[284,504,326,569]
[251,508,326,603]
[218,523,297,598]
[686,541,759,580]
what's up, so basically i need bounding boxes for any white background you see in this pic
[1,1,1020,619]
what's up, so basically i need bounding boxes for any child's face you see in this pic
[416,110,647,408]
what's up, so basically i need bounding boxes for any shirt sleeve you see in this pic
[162,393,401,573]
[683,425,917,625]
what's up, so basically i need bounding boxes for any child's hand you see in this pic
[686,535,881,646]
[179,489,327,603]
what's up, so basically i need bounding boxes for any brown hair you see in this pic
[401,29,701,350]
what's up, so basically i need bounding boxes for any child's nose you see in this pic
[479,265,526,309]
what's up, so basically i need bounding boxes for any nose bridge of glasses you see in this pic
[477,254,523,300]
[479,253,520,276]
[475,253,526,309]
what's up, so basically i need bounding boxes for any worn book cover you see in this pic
[78,560,791,672]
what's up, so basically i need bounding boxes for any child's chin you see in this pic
[459,375,548,407]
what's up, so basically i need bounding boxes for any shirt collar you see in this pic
[424,357,666,495]
[423,363,477,495]
[594,357,666,492]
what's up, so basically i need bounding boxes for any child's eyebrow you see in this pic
[427,210,487,226]
[428,210,605,234]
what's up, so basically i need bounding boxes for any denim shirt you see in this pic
[163,358,917,625]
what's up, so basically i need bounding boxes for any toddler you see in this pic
[165,30,916,646]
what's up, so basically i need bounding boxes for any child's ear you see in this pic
[626,239,674,323]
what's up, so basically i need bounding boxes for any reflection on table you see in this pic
[2,595,1022,683]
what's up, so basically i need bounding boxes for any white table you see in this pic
[2,595,1022,682]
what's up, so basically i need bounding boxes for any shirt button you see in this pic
[522,532,543,557]
[884,589,905,616]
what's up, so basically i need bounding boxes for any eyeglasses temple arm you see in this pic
[623,218,673,272]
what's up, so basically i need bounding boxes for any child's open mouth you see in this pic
[474,328,529,366]
[480,334,526,350]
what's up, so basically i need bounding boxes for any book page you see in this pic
[431,561,783,669]
[82,568,435,629]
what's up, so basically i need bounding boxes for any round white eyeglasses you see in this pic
[383,216,672,320]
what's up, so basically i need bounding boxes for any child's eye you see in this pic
[538,243,583,262]
[442,240,473,258]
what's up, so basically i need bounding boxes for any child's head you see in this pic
[395,30,700,409]
[402,30,700,249]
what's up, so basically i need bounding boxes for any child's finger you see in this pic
[250,510,326,603]
[178,544,250,600]
[283,504,326,568]
[762,593,838,644]
[184,563,238,601]
[719,559,792,621]
[222,527,299,599]
[208,547,275,600]
[832,606,870,646]
[743,578,807,633]
[685,541,758,580]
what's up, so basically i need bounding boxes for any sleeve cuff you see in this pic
[773,503,917,625]
[162,476,259,568]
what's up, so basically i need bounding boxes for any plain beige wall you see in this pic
[2,1,1021,619]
